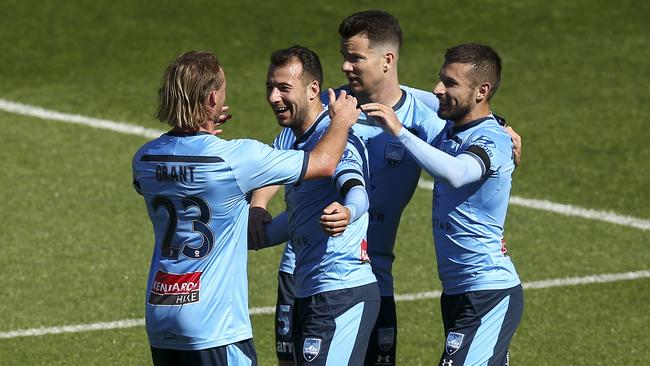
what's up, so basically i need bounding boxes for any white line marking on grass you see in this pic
[2,98,647,231]
[417,179,650,231]
[2,270,648,340]
[0,99,164,139]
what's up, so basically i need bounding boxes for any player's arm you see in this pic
[250,211,290,250]
[320,185,369,236]
[320,137,369,236]
[394,127,485,188]
[248,185,281,250]
[360,102,486,188]
[304,89,360,179]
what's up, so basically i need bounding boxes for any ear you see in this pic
[383,51,395,73]
[206,89,218,109]
[476,82,491,103]
[307,80,320,100]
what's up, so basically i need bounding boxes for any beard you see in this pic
[437,97,472,122]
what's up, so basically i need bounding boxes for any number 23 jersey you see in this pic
[132,131,307,350]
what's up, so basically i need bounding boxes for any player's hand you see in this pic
[504,126,522,166]
[319,201,351,236]
[248,206,271,250]
[360,102,402,136]
[328,89,360,129]
[213,106,232,136]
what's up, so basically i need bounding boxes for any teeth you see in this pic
[275,107,289,113]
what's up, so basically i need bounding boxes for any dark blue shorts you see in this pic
[293,282,380,366]
[275,270,296,361]
[364,296,397,366]
[439,285,524,366]
[150,338,257,366]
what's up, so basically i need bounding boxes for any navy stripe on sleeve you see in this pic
[340,178,364,196]
[464,145,491,177]
[296,151,309,184]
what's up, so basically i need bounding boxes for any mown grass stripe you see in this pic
[1,270,648,340]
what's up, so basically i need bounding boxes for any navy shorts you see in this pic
[439,285,524,366]
[293,282,380,366]
[275,270,296,361]
[150,338,257,366]
[364,296,397,366]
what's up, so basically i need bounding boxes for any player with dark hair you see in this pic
[249,10,522,366]
[364,43,523,366]
[132,50,360,366]
[252,45,380,366]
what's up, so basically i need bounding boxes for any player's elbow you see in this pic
[304,159,337,180]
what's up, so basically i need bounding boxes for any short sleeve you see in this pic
[228,139,308,193]
[463,127,513,175]
[333,134,367,196]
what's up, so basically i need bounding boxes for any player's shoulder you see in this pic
[400,85,439,113]
[274,127,296,150]
[320,85,352,105]
[465,118,512,151]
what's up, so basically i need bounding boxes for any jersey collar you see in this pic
[166,131,213,137]
[292,110,328,149]
[452,116,494,134]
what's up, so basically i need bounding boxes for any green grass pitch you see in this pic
[1,0,649,364]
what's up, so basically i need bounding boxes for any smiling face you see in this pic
[433,62,477,122]
[340,34,387,98]
[266,59,313,130]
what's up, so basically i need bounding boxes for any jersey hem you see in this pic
[148,331,253,351]
[296,278,377,298]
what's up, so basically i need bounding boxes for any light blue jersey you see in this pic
[318,87,446,297]
[276,88,445,296]
[273,111,376,298]
[132,131,307,350]
[432,117,520,294]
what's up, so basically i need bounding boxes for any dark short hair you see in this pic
[444,43,502,100]
[269,45,323,87]
[338,10,402,50]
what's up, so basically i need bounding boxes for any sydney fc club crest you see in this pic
[303,338,321,362]
[378,327,395,352]
[445,332,464,355]
[385,142,404,166]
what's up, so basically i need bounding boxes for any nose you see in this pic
[433,81,445,97]
[268,87,281,104]
[341,60,353,73]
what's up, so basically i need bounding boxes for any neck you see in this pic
[357,75,402,107]
[454,103,491,127]
[171,120,214,134]
[292,102,325,138]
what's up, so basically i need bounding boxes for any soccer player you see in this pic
[253,45,380,366]
[132,50,360,366]
[363,43,524,366]
[249,10,522,366]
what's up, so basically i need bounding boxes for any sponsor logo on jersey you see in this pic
[277,304,291,336]
[445,332,464,355]
[385,143,404,166]
[148,271,201,305]
[341,148,360,165]
[441,359,454,366]
[378,327,395,352]
[360,239,370,263]
[303,338,321,362]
